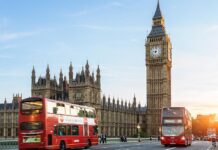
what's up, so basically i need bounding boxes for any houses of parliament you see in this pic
[0,1,172,138]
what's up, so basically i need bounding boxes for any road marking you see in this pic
[207,145,212,150]
[165,147,176,150]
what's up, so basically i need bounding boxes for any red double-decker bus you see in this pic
[160,107,192,147]
[18,97,98,150]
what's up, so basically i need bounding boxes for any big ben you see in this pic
[145,1,172,136]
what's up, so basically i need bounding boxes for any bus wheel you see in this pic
[164,144,168,147]
[84,140,91,149]
[60,141,66,150]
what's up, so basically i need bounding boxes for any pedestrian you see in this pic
[99,133,104,144]
[104,133,107,143]
[150,136,152,141]
[124,136,127,142]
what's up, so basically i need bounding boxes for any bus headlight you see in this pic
[181,136,185,141]
[161,136,165,140]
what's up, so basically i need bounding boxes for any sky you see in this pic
[0,0,218,117]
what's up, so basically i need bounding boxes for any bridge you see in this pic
[0,138,217,150]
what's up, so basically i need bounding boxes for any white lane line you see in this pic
[207,145,212,150]
[165,147,176,150]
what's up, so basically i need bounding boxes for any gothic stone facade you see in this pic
[32,61,145,137]
[0,94,21,138]
[145,1,172,136]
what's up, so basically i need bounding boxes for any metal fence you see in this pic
[0,139,18,149]
[0,137,158,149]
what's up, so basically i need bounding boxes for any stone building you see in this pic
[32,61,145,137]
[145,1,172,136]
[0,94,21,138]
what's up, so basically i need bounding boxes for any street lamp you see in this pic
[137,124,141,142]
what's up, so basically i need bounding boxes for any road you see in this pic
[3,141,218,150]
[85,141,217,150]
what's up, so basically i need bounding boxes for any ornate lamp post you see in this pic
[137,124,141,142]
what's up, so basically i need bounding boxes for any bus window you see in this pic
[21,99,42,114]
[93,126,98,135]
[58,125,66,136]
[54,125,58,135]
[86,109,96,118]
[65,105,70,115]
[20,122,43,130]
[47,101,56,114]
[78,109,85,117]
[70,106,79,116]
[56,103,65,114]
[66,125,71,135]
[72,125,79,136]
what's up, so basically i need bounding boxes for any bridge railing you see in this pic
[0,137,158,149]
[99,137,158,143]
[0,139,18,149]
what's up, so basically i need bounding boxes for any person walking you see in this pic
[104,133,107,143]
[99,133,104,144]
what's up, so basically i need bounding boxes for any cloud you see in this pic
[205,25,218,33]
[0,28,54,42]
[0,31,38,41]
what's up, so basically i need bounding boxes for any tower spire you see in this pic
[153,0,163,20]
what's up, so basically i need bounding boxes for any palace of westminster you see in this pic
[0,1,172,138]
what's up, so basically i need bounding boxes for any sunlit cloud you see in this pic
[205,25,218,33]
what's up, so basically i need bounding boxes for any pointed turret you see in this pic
[81,67,85,82]
[92,72,95,83]
[102,95,106,108]
[133,94,136,108]
[54,75,57,86]
[138,102,141,112]
[32,66,36,86]
[117,98,120,110]
[125,101,127,110]
[46,64,50,80]
[69,62,73,86]
[148,0,166,38]
[112,97,115,109]
[46,65,50,87]
[85,60,90,77]
[4,98,7,110]
[108,96,111,109]
[59,69,63,87]
[153,0,163,20]
[96,65,101,87]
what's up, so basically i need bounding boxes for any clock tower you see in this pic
[145,0,172,136]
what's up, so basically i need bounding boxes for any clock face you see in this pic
[150,46,162,58]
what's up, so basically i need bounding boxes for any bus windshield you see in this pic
[162,126,184,136]
[162,108,183,117]
[21,99,43,114]
[20,122,43,130]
